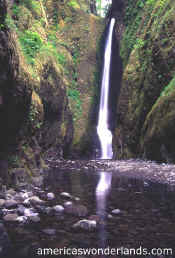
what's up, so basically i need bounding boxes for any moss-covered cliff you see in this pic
[114,0,175,162]
[0,0,104,183]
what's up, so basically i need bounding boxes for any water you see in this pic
[3,167,175,257]
[96,172,112,249]
[97,18,115,159]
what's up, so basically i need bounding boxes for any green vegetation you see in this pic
[115,0,175,162]
[68,88,82,121]
[19,30,43,65]
[68,0,80,9]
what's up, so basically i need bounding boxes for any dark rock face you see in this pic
[0,0,74,182]
[113,0,175,163]
[0,0,32,183]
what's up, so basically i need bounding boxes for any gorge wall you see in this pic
[0,0,104,183]
[113,0,175,163]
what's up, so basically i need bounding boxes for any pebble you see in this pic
[5,200,18,208]
[111,209,121,215]
[24,208,38,217]
[16,216,28,224]
[2,208,17,216]
[63,201,73,207]
[6,189,16,196]
[72,219,96,231]
[0,199,5,207]
[23,198,30,206]
[107,214,113,219]
[60,192,72,199]
[17,205,26,215]
[3,214,18,222]
[74,197,80,202]
[29,196,45,205]
[53,205,64,213]
[29,215,40,223]
[47,193,55,200]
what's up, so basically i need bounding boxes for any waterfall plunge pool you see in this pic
[3,162,175,258]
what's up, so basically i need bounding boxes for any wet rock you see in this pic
[111,209,121,215]
[60,192,72,199]
[47,192,55,200]
[23,198,31,206]
[0,199,5,207]
[14,193,25,202]
[3,213,18,222]
[74,197,80,202]
[24,208,38,217]
[63,201,73,208]
[0,223,11,255]
[29,196,45,205]
[6,189,16,196]
[53,205,64,213]
[107,214,113,219]
[42,228,56,235]
[29,215,40,223]
[17,205,26,215]
[16,216,28,224]
[14,191,33,202]
[65,204,88,217]
[72,219,96,231]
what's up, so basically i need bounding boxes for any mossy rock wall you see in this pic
[114,0,175,162]
[0,0,104,183]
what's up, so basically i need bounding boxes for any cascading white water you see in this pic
[97,18,115,159]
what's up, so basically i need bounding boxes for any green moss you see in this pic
[68,0,80,9]
[115,0,175,161]
[68,88,82,121]
[19,30,43,65]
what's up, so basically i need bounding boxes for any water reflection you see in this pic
[96,172,112,250]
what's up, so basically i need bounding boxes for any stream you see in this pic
[1,159,175,258]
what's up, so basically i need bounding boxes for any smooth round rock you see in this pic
[16,216,28,223]
[3,214,18,222]
[29,196,45,205]
[0,199,5,207]
[53,205,64,213]
[29,215,40,223]
[47,193,55,200]
[63,201,73,208]
[5,200,18,209]
[24,208,38,217]
[17,205,26,215]
[111,209,121,215]
[60,192,72,199]
[73,219,96,231]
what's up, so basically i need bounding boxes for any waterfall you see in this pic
[97,18,115,159]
